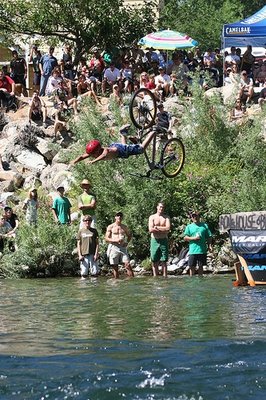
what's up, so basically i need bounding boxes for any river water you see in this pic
[0,275,265,400]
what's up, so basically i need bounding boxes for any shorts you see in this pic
[109,143,144,159]
[108,244,129,265]
[188,254,207,268]
[31,111,43,121]
[80,254,99,276]
[150,237,168,263]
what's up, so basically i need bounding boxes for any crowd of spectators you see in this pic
[0,42,266,134]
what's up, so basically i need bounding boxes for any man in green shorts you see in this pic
[148,202,171,277]
[184,211,213,276]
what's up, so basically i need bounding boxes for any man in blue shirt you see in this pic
[39,46,58,96]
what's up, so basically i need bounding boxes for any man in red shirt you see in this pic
[0,70,16,110]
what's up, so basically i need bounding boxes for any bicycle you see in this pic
[128,88,185,179]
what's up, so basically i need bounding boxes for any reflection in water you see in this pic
[0,276,265,356]
[0,276,265,399]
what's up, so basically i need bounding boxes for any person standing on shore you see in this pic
[148,202,171,277]
[184,211,213,276]
[23,188,39,226]
[105,212,134,279]
[78,179,96,228]
[52,186,71,225]
[77,215,99,279]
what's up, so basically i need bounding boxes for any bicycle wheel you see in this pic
[160,138,185,178]
[129,88,157,129]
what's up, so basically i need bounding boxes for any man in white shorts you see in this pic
[77,215,99,279]
[105,212,134,279]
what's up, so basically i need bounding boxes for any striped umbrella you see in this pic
[138,29,198,50]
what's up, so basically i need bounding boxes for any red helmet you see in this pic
[85,139,101,154]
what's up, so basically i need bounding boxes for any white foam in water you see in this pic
[137,373,170,388]
[133,394,204,400]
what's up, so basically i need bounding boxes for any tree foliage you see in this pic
[160,0,266,50]
[0,0,156,60]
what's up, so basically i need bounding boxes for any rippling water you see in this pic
[0,275,265,399]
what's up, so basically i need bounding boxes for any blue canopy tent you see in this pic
[223,6,266,49]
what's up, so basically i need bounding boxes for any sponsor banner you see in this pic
[230,230,266,254]
[230,230,266,282]
[219,211,266,233]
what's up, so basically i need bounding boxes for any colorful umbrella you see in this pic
[138,29,198,50]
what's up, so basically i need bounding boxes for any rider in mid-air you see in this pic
[70,125,157,166]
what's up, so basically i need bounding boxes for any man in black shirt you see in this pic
[10,50,27,89]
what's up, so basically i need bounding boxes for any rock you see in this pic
[23,176,42,190]
[36,137,58,160]
[0,170,22,182]
[71,211,79,221]
[40,163,73,191]
[1,121,20,138]
[0,191,20,205]
[52,148,71,164]
[16,148,47,171]
[167,264,180,273]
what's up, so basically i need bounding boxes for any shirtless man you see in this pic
[148,202,171,277]
[105,212,134,279]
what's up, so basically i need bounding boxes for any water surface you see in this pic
[0,275,265,399]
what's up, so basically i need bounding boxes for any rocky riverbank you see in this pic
[0,91,263,278]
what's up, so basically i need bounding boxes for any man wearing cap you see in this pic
[52,186,72,225]
[78,179,96,228]
[105,212,134,279]
[184,211,212,276]
[148,202,171,277]
[156,103,172,131]
[77,215,99,278]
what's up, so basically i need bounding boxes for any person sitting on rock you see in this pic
[53,101,69,140]
[76,74,101,106]
[70,124,157,166]
[45,68,63,96]
[54,80,78,115]
[239,70,254,105]
[155,66,171,98]
[28,92,48,128]
[102,62,121,95]
[230,99,247,124]
[258,81,266,109]
[0,70,16,111]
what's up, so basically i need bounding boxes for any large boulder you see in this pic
[36,137,58,161]
[0,170,24,187]
[40,163,73,191]
[16,148,47,171]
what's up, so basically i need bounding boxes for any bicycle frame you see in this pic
[137,128,162,177]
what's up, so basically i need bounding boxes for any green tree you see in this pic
[0,0,156,61]
[159,0,245,50]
